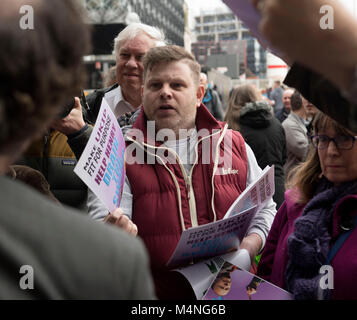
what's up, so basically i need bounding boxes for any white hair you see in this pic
[200,72,207,83]
[113,23,167,58]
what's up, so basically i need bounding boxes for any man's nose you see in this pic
[125,56,138,68]
[160,84,172,99]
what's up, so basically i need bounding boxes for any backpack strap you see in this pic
[327,216,357,264]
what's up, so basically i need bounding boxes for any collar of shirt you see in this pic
[163,128,198,167]
[104,85,135,119]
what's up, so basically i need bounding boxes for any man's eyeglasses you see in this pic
[310,135,357,150]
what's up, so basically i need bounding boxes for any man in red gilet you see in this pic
[109,45,276,299]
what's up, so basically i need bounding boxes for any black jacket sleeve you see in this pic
[67,125,93,160]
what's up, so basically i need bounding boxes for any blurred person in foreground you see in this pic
[0,0,154,299]
[302,97,319,136]
[258,111,357,299]
[251,0,357,132]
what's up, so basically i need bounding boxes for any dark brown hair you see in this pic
[0,0,91,155]
[290,90,303,111]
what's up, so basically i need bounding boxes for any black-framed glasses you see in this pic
[310,134,357,150]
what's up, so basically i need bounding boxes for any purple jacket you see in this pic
[258,190,357,300]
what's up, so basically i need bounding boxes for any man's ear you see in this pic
[141,85,144,97]
[196,84,205,107]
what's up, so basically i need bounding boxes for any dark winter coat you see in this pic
[238,101,287,209]
[82,84,118,124]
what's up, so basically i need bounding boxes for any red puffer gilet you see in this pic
[125,104,248,299]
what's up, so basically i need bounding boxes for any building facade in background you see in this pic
[82,0,186,89]
[84,0,185,46]
[129,0,185,47]
[191,7,267,80]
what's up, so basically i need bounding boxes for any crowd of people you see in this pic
[1,0,357,300]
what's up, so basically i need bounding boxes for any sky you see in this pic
[186,0,227,17]
[185,0,357,24]
[340,0,357,16]
[185,0,228,27]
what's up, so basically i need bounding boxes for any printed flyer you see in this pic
[74,99,126,212]
[167,166,275,269]
[203,261,293,300]
[224,165,275,219]
[167,205,258,269]
[166,166,280,299]
[175,256,226,300]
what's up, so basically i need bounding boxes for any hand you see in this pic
[253,0,357,90]
[246,287,257,299]
[51,97,86,135]
[240,233,263,265]
[104,208,138,236]
[234,248,251,271]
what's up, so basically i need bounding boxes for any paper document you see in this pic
[74,99,126,212]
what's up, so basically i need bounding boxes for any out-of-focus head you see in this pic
[113,23,166,98]
[273,80,281,89]
[199,72,208,88]
[0,0,90,162]
[224,84,262,131]
[103,65,117,88]
[290,90,303,112]
[228,84,262,110]
[302,96,318,118]
[282,88,294,111]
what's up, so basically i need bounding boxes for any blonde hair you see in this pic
[287,111,354,203]
[224,84,262,131]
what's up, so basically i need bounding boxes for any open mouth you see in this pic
[159,105,175,110]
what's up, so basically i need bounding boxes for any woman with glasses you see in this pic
[257,111,357,300]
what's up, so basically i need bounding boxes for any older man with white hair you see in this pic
[199,72,224,121]
[53,23,167,224]
[56,23,167,131]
